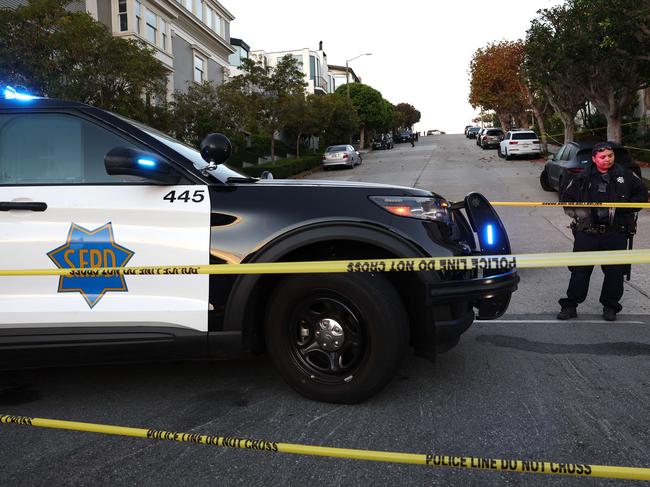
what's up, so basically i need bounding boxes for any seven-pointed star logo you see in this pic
[47,223,134,308]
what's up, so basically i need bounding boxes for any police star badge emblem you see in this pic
[47,223,134,308]
[616,177,624,184]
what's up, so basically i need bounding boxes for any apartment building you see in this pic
[251,42,333,95]
[1,0,235,96]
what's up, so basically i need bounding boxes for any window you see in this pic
[213,13,221,35]
[194,0,202,17]
[309,55,315,80]
[160,18,167,50]
[194,55,205,83]
[0,114,143,184]
[118,0,127,31]
[512,132,538,140]
[184,0,192,10]
[145,9,157,44]
[206,6,213,29]
[292,54,303,69]
[135,0,142,34]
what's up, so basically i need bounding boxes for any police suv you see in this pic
[0,89,518,403]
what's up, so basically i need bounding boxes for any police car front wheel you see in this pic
[264,273,409,404]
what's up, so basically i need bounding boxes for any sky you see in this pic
[231,0,562,134]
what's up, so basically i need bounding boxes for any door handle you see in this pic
[0,202,48,211]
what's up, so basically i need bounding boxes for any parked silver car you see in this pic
[322,144,362,169]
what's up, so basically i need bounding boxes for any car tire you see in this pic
[497,146,504,158]
[540,170,554,192]
[264,273,409,404]
[504,149,511,161]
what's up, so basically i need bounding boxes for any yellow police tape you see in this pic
[0,249,648,278]
[490,201,650,208]
[1,414,648,481]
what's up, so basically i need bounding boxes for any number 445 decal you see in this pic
[163,189,205,203]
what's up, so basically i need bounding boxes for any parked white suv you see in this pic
[498,130,541,160]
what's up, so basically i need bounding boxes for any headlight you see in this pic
[370,196,451,223]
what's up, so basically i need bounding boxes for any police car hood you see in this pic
[251,178,437,197]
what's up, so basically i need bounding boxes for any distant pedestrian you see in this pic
[557,142,648,321]
[410,134,415,147]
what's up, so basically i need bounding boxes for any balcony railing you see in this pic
[311,76,328,93]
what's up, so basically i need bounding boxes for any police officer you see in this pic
[557,142,648,321]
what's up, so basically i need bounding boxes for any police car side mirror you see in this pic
[104,147,181,185]
[200,133,232,171]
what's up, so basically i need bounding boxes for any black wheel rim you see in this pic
[287,293,367,384]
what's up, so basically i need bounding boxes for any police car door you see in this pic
[0,110,210,334]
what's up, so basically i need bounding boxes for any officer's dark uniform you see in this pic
[558,159,648,320]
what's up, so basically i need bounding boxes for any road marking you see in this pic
[481,320,646,325]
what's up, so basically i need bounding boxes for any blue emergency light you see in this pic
[485,224,495,246]
[137,158,156,167]
[4,86,36,101]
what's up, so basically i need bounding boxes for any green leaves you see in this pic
[0,0,167,120]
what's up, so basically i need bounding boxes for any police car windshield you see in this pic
[123,118,247,183]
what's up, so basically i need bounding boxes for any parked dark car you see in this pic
[0,91,518,404]
[466,127,481,139]
[540,141,642,192]
[475,128,487,146]
[372,133,394,150]
[396,130,413,143]
[479,128,504,150]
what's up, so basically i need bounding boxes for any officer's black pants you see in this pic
[559,230,628,312]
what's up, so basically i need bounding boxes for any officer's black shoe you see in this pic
[557,307,577,320]
[603,308,617,322]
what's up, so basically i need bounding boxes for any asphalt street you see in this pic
[1,135,648,486]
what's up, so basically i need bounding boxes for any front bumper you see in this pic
[429,269,519,318]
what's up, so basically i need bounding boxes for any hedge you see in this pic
[239,155,322,179]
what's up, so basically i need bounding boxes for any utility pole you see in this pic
[345,53,372,98]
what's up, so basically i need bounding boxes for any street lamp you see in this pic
[346,53,372,97]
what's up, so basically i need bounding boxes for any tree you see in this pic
[231,55,306,159]
[526,5,587,143]
[281,94,315,157]
[395,103,421,129]
[309,93,360,147]
[569,0,650,142]
[469,41,529,130]
[0,0,168,121]
[170,81,249,149]
[335,83,386,148]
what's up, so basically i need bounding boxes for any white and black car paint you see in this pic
[0,92,518,403]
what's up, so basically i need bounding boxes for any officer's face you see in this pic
[592,149,615,173]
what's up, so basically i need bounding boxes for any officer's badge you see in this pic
[47,223,134,308]
[616,177,624,184]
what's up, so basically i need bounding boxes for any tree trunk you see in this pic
[270,136,275,160]
[532,106,548,154]
[606,113,622,143]
[360,127,366,150]
[558,111,575,143]
[295,131,302,158]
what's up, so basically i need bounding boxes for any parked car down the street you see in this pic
[540,141,642,192]
[498,130,541,160]
[466,127,481,139]
[480,128,504,150]
[372,133,394,150]
[322,144,361,169]
[396,131,413,143]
